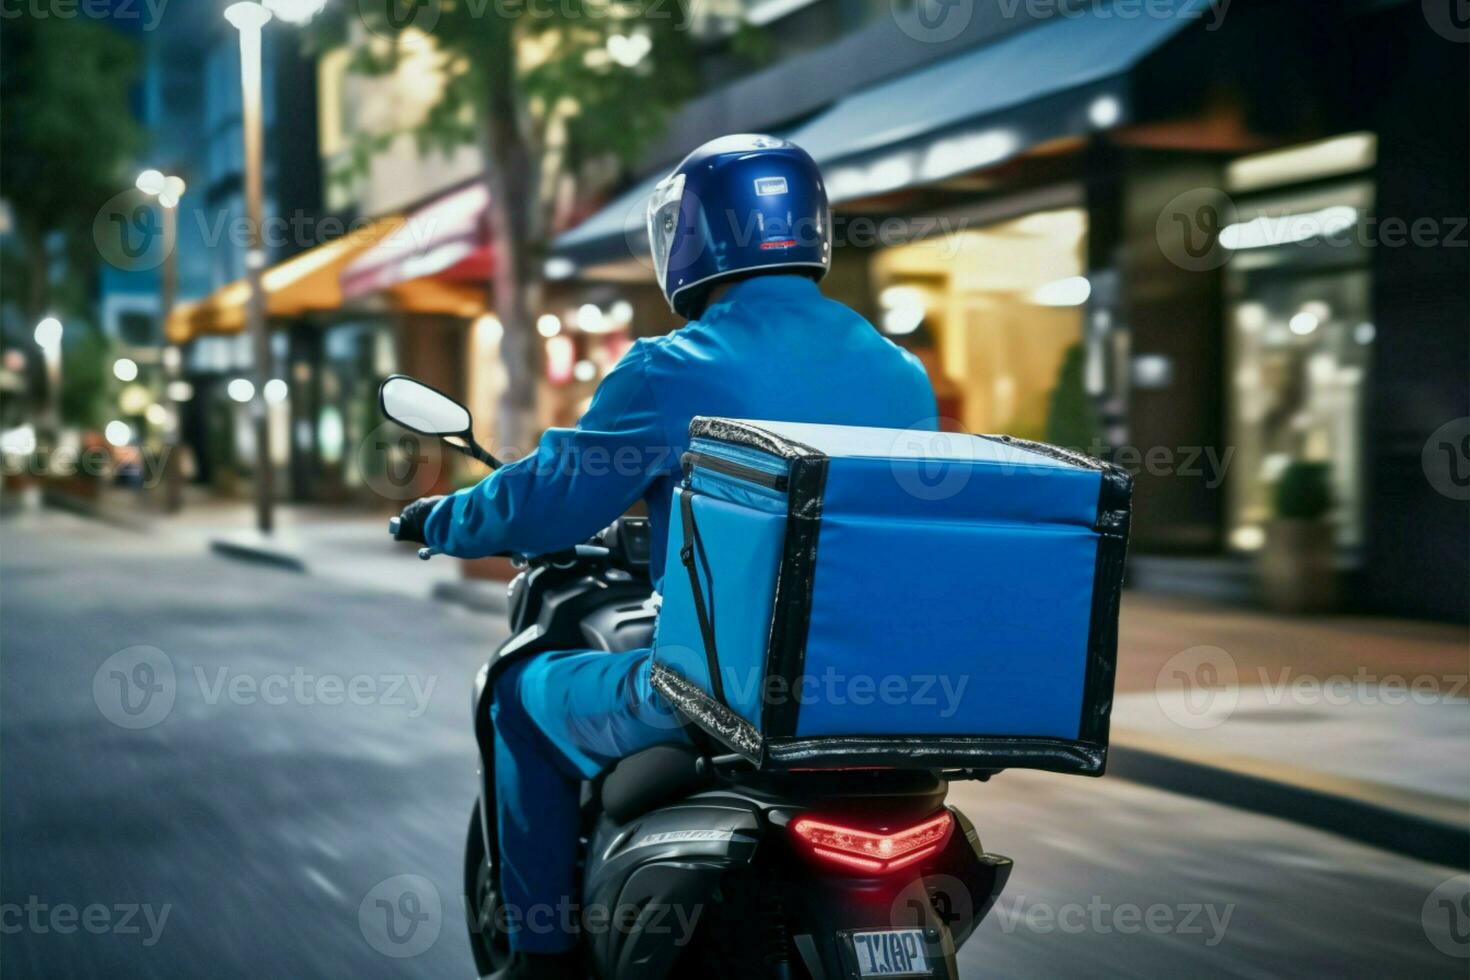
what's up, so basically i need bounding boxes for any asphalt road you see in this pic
[1,511,1462,978]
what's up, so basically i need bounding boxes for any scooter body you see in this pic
[464,518,1013,980]
[374,375,1014,979]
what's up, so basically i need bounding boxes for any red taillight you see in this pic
[789,811,954,874]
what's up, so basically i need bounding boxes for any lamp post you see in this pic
[225,1,275,534]
[33,316,63,443]
[137,169,187,512]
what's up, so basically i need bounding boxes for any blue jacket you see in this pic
[424,275,938,589]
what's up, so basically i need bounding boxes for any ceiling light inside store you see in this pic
[264,379,289,404]
[573,360,597,383]
[1032,276,1092,307]
[34,317,62,350]
[1087,95,1122,128]
[1289,312,1319,336]
[609,300,634,326]
[1219,206,1357,250]
[544,257,576,280]
[105,420,133,447]
[113,358,139,382]
[145,403,170,427]
[167,381,194,402]
[1354,322,1376,345]
[882,306,924,336]
[475,314,504,345]
[576,304,613,334]
[227,378,256,403]
[537,314,562,338]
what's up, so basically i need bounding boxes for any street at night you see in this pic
[1,511,1461,978]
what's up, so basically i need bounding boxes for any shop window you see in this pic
[1225,180,1374,554]
[871,208,1089,441]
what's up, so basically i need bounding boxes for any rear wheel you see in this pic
[465,800,513,977]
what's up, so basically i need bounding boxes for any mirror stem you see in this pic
[446,435,502,470]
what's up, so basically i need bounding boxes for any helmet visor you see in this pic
[646,173,686,288]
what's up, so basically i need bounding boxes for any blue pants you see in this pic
[490,648,687,953]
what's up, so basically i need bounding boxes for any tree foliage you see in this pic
[308,0,719,445]
[0,14,144,323]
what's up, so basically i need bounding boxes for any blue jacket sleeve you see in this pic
[422,342,670,559]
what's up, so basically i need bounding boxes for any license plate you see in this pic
[850,928,931,977]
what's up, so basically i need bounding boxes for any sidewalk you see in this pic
[1107,592,1468,866]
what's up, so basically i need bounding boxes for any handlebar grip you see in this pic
[388,516,402,537]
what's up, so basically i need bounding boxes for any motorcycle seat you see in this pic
[600,743,706,823]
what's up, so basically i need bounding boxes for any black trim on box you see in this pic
[762,455,829,739]
[689,417,822,461]
[978,435,1133,765]
[651,663,763,762]
[765,734,1107,776]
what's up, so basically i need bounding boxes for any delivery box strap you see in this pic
[678,490,728,708]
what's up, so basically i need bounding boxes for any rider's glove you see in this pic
[394,495,445,545]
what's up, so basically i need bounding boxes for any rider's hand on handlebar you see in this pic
[394,495,444,545]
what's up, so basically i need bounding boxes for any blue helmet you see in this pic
[647,134,831,319]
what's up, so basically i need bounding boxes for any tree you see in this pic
[0,14,144,326]
[313,0,716,451]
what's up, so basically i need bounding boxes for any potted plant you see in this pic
[1259,460,1337,613]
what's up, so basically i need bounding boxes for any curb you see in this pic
[1108,732,1468,868]
[42,489,154,533]
[208,536,308,572]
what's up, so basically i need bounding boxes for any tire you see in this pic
[465,799,513,977]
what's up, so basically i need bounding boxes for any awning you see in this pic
[340,182,492,300]
[166,214,405,344]
[555,0,1208,267]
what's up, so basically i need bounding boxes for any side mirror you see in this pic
[378,374,501,470]
[380,375,472,437]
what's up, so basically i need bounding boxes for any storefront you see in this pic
[549,0,1467,617]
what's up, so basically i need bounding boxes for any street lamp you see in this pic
[137,168,187,512]
[225,0,275,534]
[33,317,63,439]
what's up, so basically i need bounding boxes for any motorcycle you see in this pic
[379,374,1013,980]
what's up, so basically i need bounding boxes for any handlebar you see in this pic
[388,516,439,561]
[389,513,650,574]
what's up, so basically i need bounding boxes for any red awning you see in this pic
[341,182,493,300]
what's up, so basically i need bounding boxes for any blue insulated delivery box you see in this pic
[651,418,1132,776]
